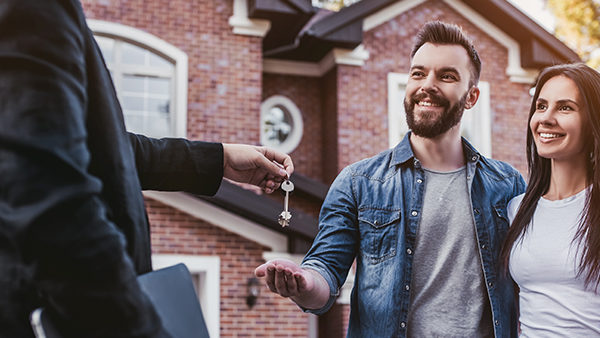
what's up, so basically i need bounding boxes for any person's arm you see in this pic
[128,134,294,194]
[128,133,224,194]
[255,166,358,313]
[0,1,164,336]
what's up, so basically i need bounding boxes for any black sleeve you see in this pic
[0,1,167,336]
[128,133,224,195]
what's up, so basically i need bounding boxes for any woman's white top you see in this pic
[508,188,600,337]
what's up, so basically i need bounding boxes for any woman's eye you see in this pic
[559,105,573,111]
[535,103,546,111]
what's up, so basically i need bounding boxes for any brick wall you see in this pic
[82,0,263,145]
[263,74,325,182]
[146,198,311,337]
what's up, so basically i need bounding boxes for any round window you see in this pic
[260,95,303,154]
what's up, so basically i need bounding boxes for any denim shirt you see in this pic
[302,133,526,338]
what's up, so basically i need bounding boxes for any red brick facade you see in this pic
[81,0,546,336]
[146,198,311,337]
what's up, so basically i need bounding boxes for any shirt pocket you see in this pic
[358,208,400,264]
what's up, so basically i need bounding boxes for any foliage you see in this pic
[546,0,600,68]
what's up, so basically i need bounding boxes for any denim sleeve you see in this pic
[128,133,224,195]
[0,1,165,336]
[301,166,359,315]
[514,171,527,196]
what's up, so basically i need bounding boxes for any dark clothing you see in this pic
[0,0,223,337]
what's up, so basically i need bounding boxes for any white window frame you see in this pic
[152,254,220,338]
[260,95,304,154]
[387,72,492,157]
[87,20,188,138]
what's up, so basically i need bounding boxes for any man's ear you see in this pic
[465,86,480,109]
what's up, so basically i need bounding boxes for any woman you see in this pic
[500,63,600,336]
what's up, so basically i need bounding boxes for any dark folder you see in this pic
[31,263,210,338]
[137,263,211,338]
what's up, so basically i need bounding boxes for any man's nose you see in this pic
[419,74,438,94]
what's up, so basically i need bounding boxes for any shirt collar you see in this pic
[389,131,482,168]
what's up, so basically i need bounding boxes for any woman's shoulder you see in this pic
[507,193,526,223]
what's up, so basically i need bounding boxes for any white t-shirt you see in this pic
[508,188,600,337]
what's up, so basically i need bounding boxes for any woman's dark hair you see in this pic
[500,63,600,290]
[411,21,481,87]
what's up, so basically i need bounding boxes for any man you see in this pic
[0,0,292,337]
[255,21,525,337]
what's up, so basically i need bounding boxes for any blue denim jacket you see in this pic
[302,133,526,337]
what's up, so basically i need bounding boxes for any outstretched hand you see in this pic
[254,259,329,309]
[222,144,294,193]
[255,259,314,298]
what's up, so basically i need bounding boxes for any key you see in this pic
[278,180,294,227]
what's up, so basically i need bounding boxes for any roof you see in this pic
[198,172,328,253]
[250,0,580,66]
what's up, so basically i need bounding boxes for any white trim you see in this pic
[387,73,409,148]
[442,0,538,83]
[363,0,427,31]
[262,252,305,264]
[337,268,355,305]
[87,19,189,138]
[152,254,220,338]
[229,0,271,37]
[260,95,304,154]
[143,191,288,252]
[263,59,324,77]
[462,81,492,157]
[263,45,369,77]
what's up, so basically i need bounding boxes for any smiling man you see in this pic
[255,21,526,337]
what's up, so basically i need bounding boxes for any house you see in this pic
[80,0,577,336]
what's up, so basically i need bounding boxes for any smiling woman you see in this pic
[500,63,600,337]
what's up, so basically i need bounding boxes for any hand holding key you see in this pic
[278,180,294,227]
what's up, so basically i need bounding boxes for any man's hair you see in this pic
[410,21,481,87]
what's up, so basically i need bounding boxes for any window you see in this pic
[260,95,304,154]
[95,36,174,137]
[88,20,188,138]
[387,73,492,157]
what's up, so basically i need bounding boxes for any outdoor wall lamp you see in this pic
[246,277,261,309]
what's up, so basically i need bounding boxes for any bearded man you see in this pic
[254,21,526,338]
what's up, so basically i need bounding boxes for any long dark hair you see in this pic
[500,63,600,289]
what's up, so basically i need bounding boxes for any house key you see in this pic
[278,180,294,227]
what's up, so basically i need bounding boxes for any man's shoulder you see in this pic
[477,156,522,181]
[345,148,396,178]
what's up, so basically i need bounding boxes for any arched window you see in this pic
[88,20,188,138]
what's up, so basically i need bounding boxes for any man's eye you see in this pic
[411,71,425,77]
[441,74,457,80]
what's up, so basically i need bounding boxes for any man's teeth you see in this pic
[540,133,562,139]
[418,101,440,107]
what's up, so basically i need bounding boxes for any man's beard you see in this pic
[403,91,468,138]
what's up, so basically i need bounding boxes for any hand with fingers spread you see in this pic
[222,144,294,194]
[254,259,330,310]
